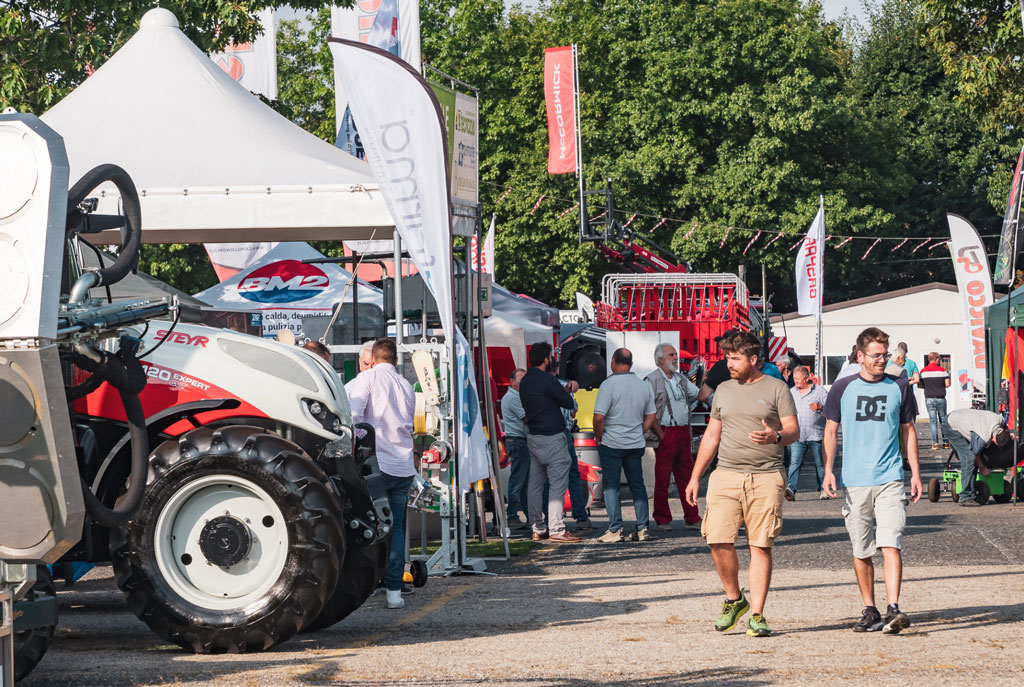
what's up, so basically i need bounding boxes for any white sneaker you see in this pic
[818,491,830,500]
[386,589,405,609]
[635,528,652,542]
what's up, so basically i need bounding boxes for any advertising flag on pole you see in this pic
[470,214,495,275]
[544,46,577,174]
[994,144,1024,286]
[209,8,278,99]
[329,37,489,490]
[795,198,825,317]
[330,0,422,159]
[205,8,278,275]
[947,214,995,390]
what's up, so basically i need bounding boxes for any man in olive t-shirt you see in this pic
[685,331,798,637]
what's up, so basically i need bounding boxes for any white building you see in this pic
[770,282,978,416]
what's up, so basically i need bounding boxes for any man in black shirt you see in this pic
[519,342,581,543]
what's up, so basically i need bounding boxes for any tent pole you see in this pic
[394,231,404,374]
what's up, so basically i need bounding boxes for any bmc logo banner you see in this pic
[237,260,330,304]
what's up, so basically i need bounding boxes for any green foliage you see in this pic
[3,0,1008,308]
[419,0,998,310]
[0,1,345,116]
[138,243,218,295]
[275,7,337,141]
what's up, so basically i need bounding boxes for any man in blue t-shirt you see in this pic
[823,327,921,635]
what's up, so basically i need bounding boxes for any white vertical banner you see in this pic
[209,8,278,99]
[470,214,495,275]
[795,198,825,317]
[206,8,278,276]
[329,38,490,490]
[331,1,422,158]
[947,213,995,390]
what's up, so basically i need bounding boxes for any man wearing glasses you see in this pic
[822,327,922,635]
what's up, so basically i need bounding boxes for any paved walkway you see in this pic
[22,431,1024,686]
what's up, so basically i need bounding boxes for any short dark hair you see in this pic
[529,342,553,368]
[848,344,859,363]
[928,351,940,363]
[372,337,398,364]
[719,330,761,358]
[611,347,632,367]
[302,340,331,362]
[856,327,889,353]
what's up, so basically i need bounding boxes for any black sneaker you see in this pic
[882,604,911,634]
[853,606,883,632]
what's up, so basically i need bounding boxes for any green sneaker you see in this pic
[746,613,772,637]
[714,591,750,632]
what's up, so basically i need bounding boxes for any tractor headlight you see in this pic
[303,398,342,434]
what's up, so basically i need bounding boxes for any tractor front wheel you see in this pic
[111,425,344,653]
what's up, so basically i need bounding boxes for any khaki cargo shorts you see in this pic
[701,469,785,548]
[842,481,907,559]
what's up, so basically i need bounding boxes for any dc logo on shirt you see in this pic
[855,395,887,421]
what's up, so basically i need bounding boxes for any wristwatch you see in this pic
[774,431,782,444]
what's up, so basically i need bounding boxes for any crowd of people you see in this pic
[497,325,1012,639]
[308,325,1011,637]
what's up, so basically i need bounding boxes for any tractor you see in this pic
[1,113,391,683]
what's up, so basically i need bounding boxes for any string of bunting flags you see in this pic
[481,181,1002,253]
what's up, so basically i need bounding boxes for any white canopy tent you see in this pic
[40,8,393,244]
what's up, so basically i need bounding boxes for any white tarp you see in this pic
[40,8,393,244]
[485,311,553,370]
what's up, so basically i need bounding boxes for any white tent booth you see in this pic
[41,9,392,244]
[40,7,502,574]
[195,242,384,339]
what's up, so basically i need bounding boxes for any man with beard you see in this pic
[823,327,921,634]
[646,343,701,530]
[685,330,798,637]
[519,342,581,543]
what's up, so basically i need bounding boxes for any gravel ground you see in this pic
[20,423,1024,686]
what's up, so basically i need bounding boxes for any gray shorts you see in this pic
[841,481,907,559]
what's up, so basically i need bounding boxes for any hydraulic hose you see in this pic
[79,387,148,528]
[68,341,149,527]
[66,164,142,300]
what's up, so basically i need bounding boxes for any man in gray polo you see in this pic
[593,348,657,542]
[501,368,530,528]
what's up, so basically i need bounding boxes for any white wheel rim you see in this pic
[153,474,289,611]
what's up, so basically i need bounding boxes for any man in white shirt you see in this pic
[645,343,701,530]
[346,338,415,610]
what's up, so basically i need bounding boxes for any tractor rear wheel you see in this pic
[111,425,344,653]
[13,566,56,683]
[927,478,940,503]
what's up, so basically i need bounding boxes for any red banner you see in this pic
[544,46,577,174]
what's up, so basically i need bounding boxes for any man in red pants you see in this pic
[646,343,701,530]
